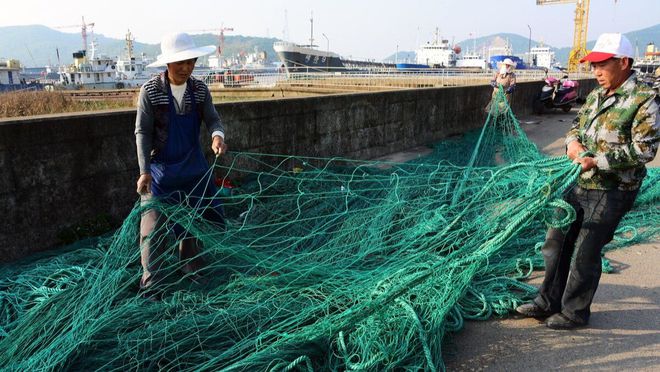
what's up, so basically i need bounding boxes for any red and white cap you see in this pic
[580,33,634,63]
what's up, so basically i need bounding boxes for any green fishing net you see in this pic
[1,88,657,371]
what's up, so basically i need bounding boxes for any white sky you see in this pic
[2,0,658,59]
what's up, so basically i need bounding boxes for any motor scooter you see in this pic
[532,76,579,114]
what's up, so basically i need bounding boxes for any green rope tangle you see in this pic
[1,89,658,371]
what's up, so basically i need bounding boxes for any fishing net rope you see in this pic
[1,88,658,371]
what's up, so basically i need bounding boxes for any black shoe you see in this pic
[546,313,586,330]
[515,302,554,318]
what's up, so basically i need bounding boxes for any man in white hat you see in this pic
[516,33,659,329]
[486,58,517,114]
[135,32,228,298]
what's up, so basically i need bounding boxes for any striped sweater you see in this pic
[135,72,224,174]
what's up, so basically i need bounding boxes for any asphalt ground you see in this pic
[441,108,660,371]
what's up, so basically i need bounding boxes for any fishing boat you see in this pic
[456,52,489,70]
[415,28,459,68]
[58,38,118,89]
[58,25,155,89]
[0,58,43,92]
[528,44,556,69]
[114,30,155,88]
[634,42,660,75]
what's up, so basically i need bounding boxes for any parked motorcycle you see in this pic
[532,76,580,114]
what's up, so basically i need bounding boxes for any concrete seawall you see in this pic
[0,79,597,261]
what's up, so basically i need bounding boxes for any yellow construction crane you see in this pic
[536,0,590,72]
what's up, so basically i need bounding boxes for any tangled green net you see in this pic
[1,88,658,371]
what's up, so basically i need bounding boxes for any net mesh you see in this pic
[1,88,658,371]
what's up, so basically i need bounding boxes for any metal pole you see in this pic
[309,11,314,47]
[527,24,532,66]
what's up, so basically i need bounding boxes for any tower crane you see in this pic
[187,27,234,60]
[53,16,95,52]
[536,0,590,72]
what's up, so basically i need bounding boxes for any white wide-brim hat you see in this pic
[147,32,216,68]
[500,58,516,67]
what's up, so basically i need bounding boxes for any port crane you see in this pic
[188,27,234,61]
[53,16,95,52]
[536,0,590,72]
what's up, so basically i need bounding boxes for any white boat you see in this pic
[212,46,269,70]
[58,40,117,89]
[114,30,155,88]
[416,28,458,68]
[0,59,21,84]
[58,26,155,89]
[456,53,488,69]
[634,42,660,75]
[529,44,556,69]
[0,58,33,92]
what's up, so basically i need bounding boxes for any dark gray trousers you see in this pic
[139,195,205,290]
[534,186,638,324]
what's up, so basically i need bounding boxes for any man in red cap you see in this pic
[515,33,660,329]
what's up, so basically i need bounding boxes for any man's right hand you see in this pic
[137,173,152,195]
[566,140,586,161]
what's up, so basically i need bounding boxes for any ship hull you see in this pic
[273,41,394,73]
[396,63,429,69]
[275,50,344,72]
[274,42,343,72]
[489,55,527,70]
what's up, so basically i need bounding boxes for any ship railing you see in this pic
[275,69,592,90]
[193,69,592,91]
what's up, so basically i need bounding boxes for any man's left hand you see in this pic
[212,136,227,157]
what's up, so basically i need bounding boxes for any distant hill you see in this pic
[3,23,659,68]
[384,24,660,65]
[0,25,280,67]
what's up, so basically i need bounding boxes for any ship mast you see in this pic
[309,11,314,47]
[125,30,134,60]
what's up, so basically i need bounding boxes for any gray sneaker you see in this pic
[515,302,555,318]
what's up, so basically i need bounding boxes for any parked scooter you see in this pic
[532,75,580,114]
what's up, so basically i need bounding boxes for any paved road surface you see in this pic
[442,109,660,371]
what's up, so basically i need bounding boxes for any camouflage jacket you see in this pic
[565,72,660,190]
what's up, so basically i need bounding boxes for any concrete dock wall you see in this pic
[0,79,597,261]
